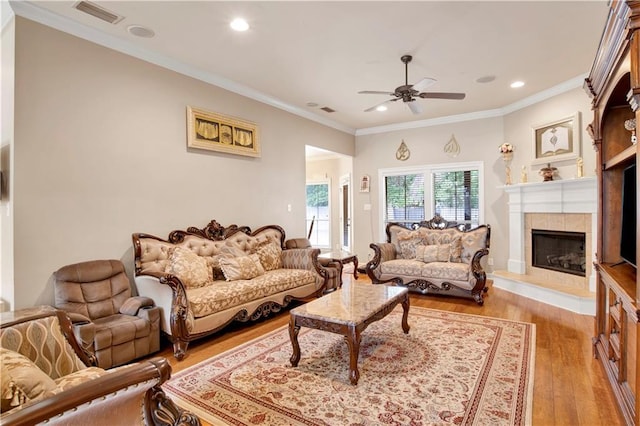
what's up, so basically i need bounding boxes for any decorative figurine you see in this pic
[539,163,557,182]
[576,157,584,178]
[520,165,528,183]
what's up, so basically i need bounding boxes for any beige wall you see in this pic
[6,18,353,309]
[1,17,15,311]
[353,86,595,271]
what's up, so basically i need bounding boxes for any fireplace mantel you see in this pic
[503,177,597,215]
[503,176,597,287]
[493,177,597,314]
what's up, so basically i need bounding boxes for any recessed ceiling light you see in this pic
[476,75,496,83]
[510,81,525,88]
[376,105,388,112]
[230,18,249,32]
[127,25,155,38]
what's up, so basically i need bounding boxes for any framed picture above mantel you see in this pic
[531,112,580,165]
[187,106,260,157]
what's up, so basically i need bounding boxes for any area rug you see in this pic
[164,307,535,425]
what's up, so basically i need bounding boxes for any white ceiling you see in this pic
[8,1,608,135]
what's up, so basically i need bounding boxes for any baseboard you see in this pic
[489,273,596,316]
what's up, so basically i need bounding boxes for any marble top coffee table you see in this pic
[288,282,410,385]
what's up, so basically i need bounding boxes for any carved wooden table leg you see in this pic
[345,326,362,385]
[401,294,410,334]
[289,315,301,367]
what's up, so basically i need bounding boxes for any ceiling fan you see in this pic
[359,55,466,115]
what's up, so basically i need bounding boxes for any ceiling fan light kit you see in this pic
[360,54,466,115]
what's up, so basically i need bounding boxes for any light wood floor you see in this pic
[151,275,625,426]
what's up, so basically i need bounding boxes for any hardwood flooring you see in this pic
[151,275,625,426]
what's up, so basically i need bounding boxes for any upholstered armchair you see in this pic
[53,259,161,368]
[0,306,200,426]
[285,238,343,291]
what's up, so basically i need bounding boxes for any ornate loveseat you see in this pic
[366,215,491,305]
[132,220,335,360]
[0,306,199,426]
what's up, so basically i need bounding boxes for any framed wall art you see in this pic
[531,112,580,165]
[187,106,260,157]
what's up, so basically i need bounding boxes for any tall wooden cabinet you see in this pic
[585,1,640,424]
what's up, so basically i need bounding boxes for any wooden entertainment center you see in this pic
[585,2,640,424]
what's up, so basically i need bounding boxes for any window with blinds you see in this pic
[384,174,425,226]
[379,162,483,232]
[433,169,479,229]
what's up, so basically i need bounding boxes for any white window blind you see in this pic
[432,169,479,229]
[384,173,425,227]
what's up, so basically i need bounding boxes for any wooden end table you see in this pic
[288,282,410,385]
[319,250,359,281]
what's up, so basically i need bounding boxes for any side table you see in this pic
[319,250,358,286]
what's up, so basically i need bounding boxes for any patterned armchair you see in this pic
[366,215,491,305]
[0,306,200,426]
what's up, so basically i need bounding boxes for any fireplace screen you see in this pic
[531,229,586,276]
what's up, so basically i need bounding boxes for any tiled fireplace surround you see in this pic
[493,177,597,314]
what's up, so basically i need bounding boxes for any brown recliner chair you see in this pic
[284,238,343,291]
[53,259,161,369]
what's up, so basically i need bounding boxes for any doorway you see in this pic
[340,174,352,251]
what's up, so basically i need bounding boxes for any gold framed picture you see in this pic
[187,106,260,157]
[531,112,580,165]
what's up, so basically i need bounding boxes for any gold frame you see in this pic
[531,112,580,165]
[187,106,260,157]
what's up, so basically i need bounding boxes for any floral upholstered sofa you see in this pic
[132,220,335,360]
[366,215,491,305]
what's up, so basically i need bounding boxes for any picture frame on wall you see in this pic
[531,112,580,165]
[187,106,260,157]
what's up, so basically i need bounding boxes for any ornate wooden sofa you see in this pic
[366,215,491,305]
[132,220,335,360]
[0,306,199,426]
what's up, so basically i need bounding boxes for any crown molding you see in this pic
[356,74,587,136]
[2,1,15,31]
[9,1,587,138]
[8,0,356,136]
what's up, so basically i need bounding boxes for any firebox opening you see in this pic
[531,229,586,277]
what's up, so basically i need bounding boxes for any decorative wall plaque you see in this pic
[444,134,460,157]
[396,140,410,161]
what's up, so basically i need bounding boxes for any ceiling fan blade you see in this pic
[418,92,466,100]
[358,90,394,95]
[407,101,422,115]
[411,77,437,92]
[364,99,398,112]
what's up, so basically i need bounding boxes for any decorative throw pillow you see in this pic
[397,230,424,259]
[416,244,451,263]
[255,241,283,271]
[0,348,58,412]
[166,247,212,289]
[449,236,463,262]
[220,254,265,281]
[206,255,226,281]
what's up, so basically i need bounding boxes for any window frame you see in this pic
[378,161,484,236]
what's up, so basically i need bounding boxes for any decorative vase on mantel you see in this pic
[502,151,513,185]
[539,163,557,182]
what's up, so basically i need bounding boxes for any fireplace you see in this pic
[531,229,586,277]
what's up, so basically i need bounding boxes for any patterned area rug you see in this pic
[164,307,535,425]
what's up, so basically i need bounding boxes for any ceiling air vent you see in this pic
[73,1,124,24]
[320,107,335,113]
